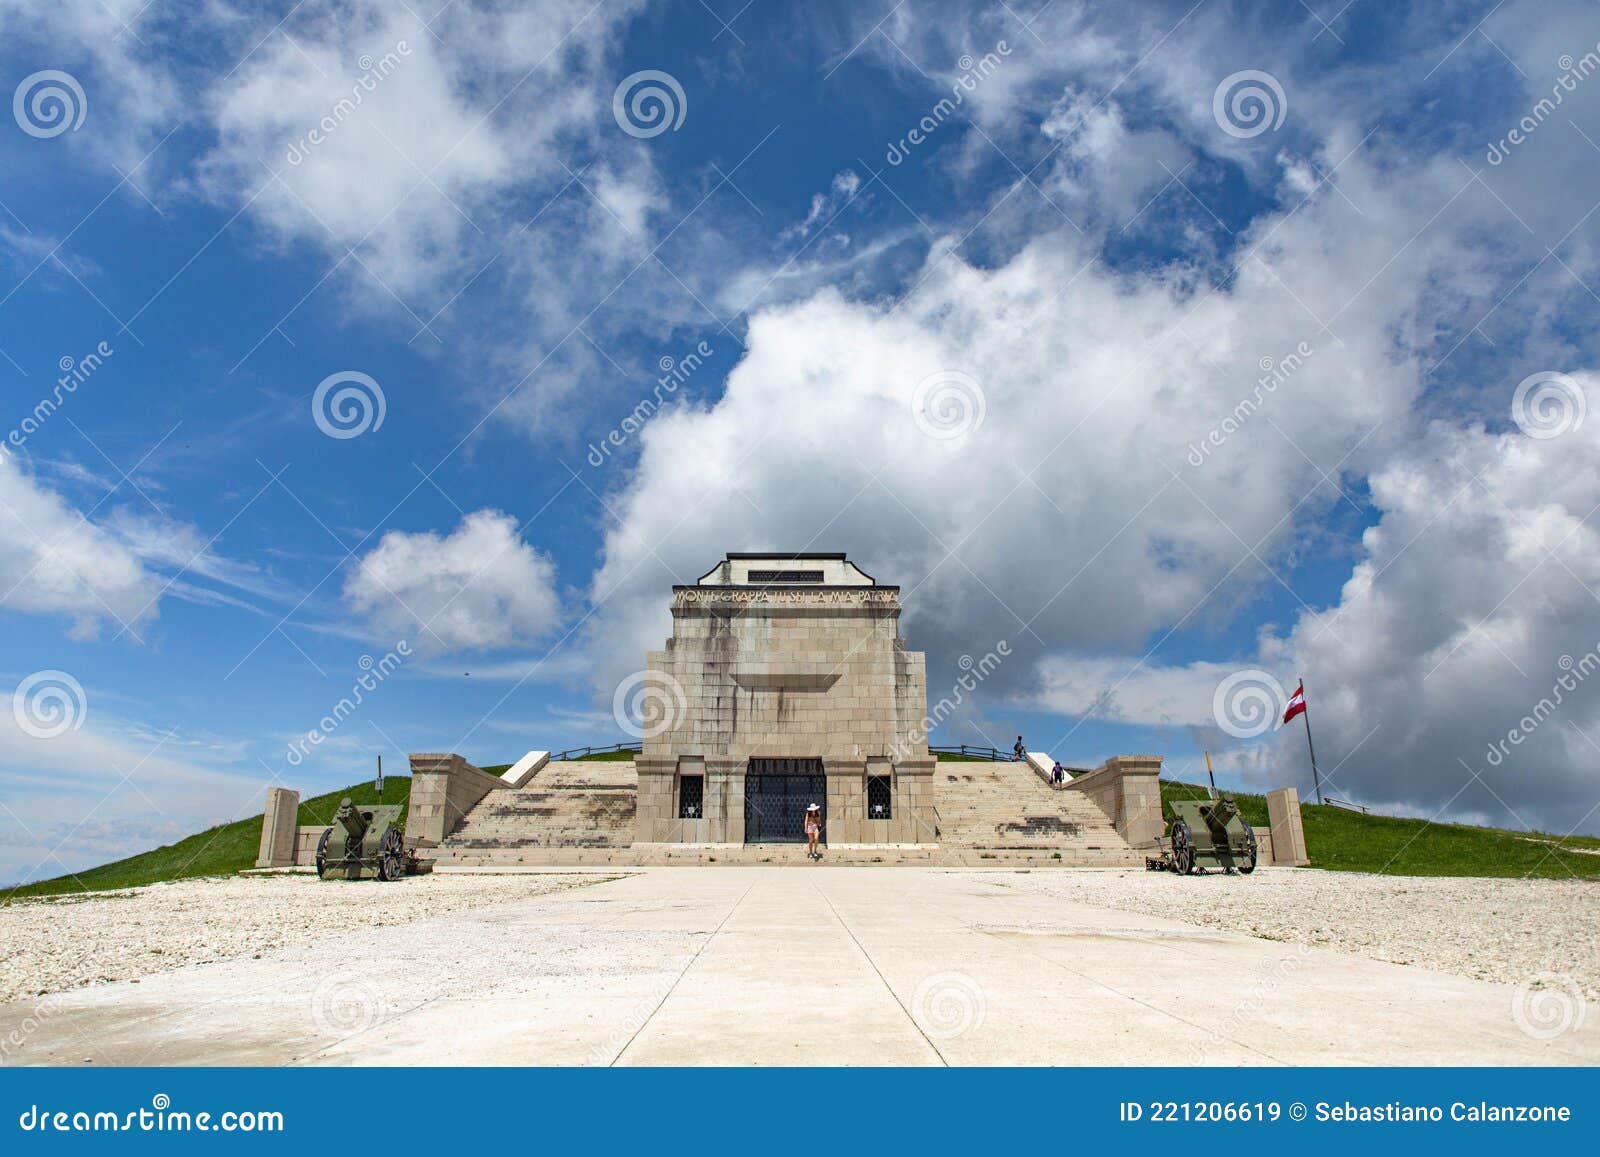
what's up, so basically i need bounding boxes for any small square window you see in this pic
[867,774,891,820]
[678,774,704,819]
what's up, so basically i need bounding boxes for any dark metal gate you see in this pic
[744,758,825,843]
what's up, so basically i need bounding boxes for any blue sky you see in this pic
[3,0,1600,885]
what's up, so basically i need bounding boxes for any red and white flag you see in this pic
[1282,680,1307,724]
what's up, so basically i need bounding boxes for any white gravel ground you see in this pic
[0,872,617,1004]
[4,868,1596,1009]
[985,867,1600,999]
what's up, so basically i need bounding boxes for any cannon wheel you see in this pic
[314,828,331,879]
[1238,820,1258,875]
[1170,819,1195,875]
[377,826,405,882]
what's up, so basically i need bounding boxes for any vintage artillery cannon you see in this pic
[1147,794,1258,875]
[315,797,412,881]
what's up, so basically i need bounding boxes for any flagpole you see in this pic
[1298,677,1324,805]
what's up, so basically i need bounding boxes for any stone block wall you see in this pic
[293,826,325,866]
[1063,755,1164,848]
[406,752,507,848]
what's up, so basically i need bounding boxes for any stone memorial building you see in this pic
[256,551,1311,868]
[633,552,936,845]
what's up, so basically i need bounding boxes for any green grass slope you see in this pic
[1,778,412,902]
[1161,779,1600,879]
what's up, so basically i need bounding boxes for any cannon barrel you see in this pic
[334,797,369,841]
[1202,795,1240,835]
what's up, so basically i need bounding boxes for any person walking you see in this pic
[804,803,822,860]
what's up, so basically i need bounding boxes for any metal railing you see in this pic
[1324,796,1369,814]
[549,741,643,762]
[930,744,1016,761]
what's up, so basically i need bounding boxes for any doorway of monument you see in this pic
[744,758,825,843]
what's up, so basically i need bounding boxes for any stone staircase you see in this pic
[428,758,1142,868]
[430,761,637,867]
[933,760,1143,866]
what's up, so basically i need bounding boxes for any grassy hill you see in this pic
[1,778,412,902]
[1162,779,1600,879]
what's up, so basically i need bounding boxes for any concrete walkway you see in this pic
[3,868,1594,1066]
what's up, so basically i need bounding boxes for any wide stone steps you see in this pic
[427,758,1145,867]
[435,761,637,860]
[431,844,1136,868]
[933,762,1140,863]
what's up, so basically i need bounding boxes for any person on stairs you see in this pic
[1051,760,1065,784]
[1013,736,1026,762]
[804,803,823,860]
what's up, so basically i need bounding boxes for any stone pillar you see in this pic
[706,757,744,843]
[255,787,300,868]
[823,756,865,844]
[1266,787,1309,866]
[894,756,936,844]
[633,753,676,843]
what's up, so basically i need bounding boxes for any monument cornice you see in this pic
[671,584,901,607]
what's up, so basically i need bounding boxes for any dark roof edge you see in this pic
[724,552,848,560]
[673,584,900,592]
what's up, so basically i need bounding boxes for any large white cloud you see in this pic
[344,509,561,651]
[0,457,161,638]
[582,128,1477,685]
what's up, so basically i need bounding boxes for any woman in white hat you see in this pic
[804,803,822,860]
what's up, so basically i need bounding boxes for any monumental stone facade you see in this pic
[633,553,938,846]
